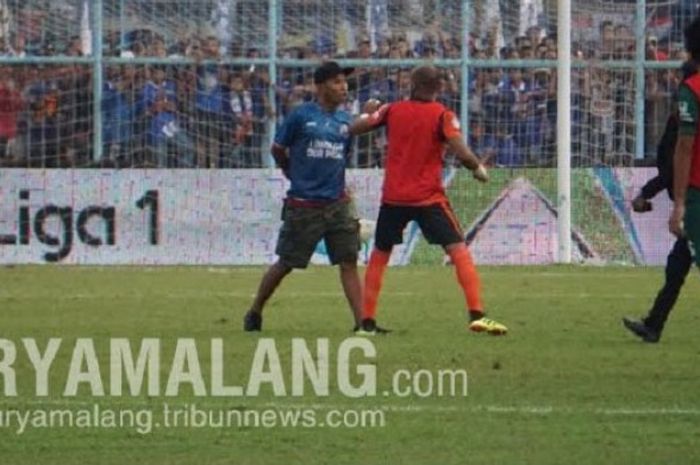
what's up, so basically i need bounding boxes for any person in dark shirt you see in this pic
[623,60,698,343]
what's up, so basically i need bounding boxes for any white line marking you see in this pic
[0,290,643,300]
[0,291,416,300]
[1,399,698,416]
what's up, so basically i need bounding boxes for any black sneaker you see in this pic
[244,311,262,332]
[622,316,660,343]
[354,318,391,335]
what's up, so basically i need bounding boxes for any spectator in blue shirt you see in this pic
[492,118,524,166]
[193,36,230,167]
[142,66,195,167]
[102,67,136,166]
[248,68,273,167]
[228,72,255,168]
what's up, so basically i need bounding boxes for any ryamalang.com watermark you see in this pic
[0,403,387,435]
[0,337,467,398]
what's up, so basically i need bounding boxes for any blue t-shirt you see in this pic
[142,80,178,143]
[142,80,177,109]
[102,81,133,144]
[196,64,226,113]
[274,102,352,201]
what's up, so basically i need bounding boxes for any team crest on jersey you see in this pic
[679,101,693,123]
[339,124,349,135]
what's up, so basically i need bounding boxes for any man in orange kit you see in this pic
[350,65,507,335]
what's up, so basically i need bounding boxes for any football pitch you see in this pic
[1,265,699,465]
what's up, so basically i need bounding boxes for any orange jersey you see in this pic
[368,100,462,205]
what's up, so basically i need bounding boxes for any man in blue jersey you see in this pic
[244,62,366,332]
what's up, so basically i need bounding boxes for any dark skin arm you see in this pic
[445,135,488,182]
[670,135,694,236]
[349,99,383,136]
[271,143,290,179]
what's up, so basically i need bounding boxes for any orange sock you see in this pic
[447,244,483,312]
[362,248,391,320]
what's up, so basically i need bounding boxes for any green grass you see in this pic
[412,168,635,264]
[1,265,700,464]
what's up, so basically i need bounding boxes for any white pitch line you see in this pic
[206,268,282,274]
[0,399,698,417]
[0,291,417,300]
[595,407,700,416]
[0,292,640,301]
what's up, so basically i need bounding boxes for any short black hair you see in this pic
[681,60,698,80]
[313,61,354,84]
[600,20,613,31]
[500,46,514,58]
[685,16,700,62]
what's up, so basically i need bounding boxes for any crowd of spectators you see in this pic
[0,2,693,169]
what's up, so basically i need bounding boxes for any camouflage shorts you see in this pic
[275,199,360,269]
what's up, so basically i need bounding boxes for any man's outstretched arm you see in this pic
[349,99,387,135]
[446,135,489,182]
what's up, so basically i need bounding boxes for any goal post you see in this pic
[0,0,688,266]
[557,0,572,263]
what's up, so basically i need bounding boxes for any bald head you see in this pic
[411,65,443,101]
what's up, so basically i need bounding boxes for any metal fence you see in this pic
[0,0,694,168]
